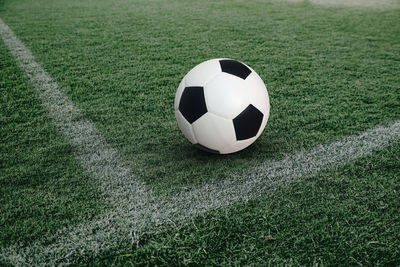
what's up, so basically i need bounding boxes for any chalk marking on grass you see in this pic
[0,17,156,264]
[0,18,152,204]
[1,18,400,265]
[3,119,400,266]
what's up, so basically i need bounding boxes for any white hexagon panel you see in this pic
[185,59,222,87]
[175,58,270,154]
[205,72,250,119]
[192,113,236,154]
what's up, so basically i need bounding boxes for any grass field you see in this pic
[1,0,400,265]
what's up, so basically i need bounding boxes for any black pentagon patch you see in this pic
[194,144,220,154]
[233,104,264,141]
[179,86,208,124]
[219,59,252,80]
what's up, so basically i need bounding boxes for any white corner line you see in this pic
[0,18,152,204]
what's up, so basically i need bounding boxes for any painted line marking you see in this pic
[0,18,152,206]
[0,17,155,265]
[1,18,399,265]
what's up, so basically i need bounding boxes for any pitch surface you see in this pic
[1,0,399,265]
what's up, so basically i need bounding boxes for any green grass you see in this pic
[1,0,399,265]
[1,0,399,195]
[97,143,400,266]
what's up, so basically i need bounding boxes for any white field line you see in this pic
[0,17,156,264]
[3,121,399,266]
[1,18,400,265]
[0,18,153,206]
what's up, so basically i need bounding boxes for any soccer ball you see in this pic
[175,58,270,154]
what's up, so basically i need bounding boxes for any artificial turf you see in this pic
[96,143,400,266]
[1,0,399,195]
[1,0,399,265]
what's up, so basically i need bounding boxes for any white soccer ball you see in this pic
[175,58,270,154]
